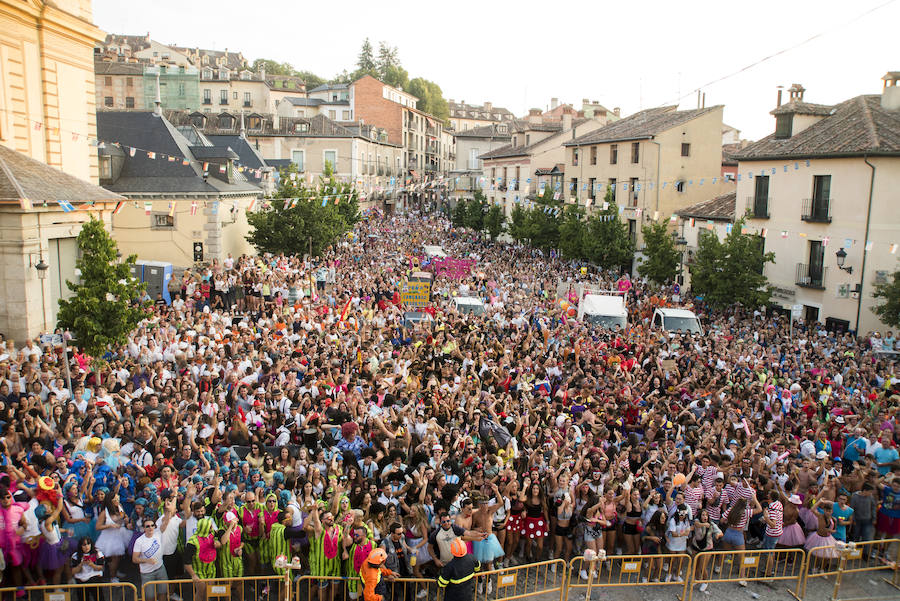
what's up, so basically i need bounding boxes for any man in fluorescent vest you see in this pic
[438,538,480,601]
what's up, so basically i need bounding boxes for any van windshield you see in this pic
[664,316,702,334]
[585,314,626,330]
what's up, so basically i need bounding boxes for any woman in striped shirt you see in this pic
[721,495,763,587]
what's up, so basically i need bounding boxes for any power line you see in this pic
[664,0,898,106]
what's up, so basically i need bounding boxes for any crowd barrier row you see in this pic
[2,539,897,601]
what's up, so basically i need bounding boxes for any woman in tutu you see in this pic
[61,481,93,541]
[805,501,840,563]
[36,492,69,585]
[503,480,523,563]
[777,494,807,548]
[94,490,130,581]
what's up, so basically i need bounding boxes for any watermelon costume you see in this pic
[186,517,218,579]
[219,522,243,578]
[309,523,342,580]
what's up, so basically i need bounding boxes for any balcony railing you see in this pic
[796,263,827,289]
[801,198,831,222]
[745,195,770,219]
[203,99,212,105]
[243,101,252,108]
[377,166,385,176]
[219,99,228,105]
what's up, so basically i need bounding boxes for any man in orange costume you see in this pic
[360,548,396,601]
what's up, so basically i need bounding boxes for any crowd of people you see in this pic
[0,211,898,600]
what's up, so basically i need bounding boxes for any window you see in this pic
[203,89,211,104]
[243,92,251,107]
[342,110,351,120]
[218,114,234,129]
[571,178,578,198]
[590,146,597,165]
[681,143,691,157]
[631,142,640,163]
[630,177,639,206]
[525,134,530,145]
[589,177,596,200]
[803,175,831,222]
[675,180,685,193]
[515,166,520,191]
[328,110,336,120]
[233,91,238,100]
[291,149,305,172]
[104,76,112,86]
[151,213,175,229]
[125,77,133,87]
[775,114,793,139]
[752,176,769,218]
[99,155,112,179]
[125,97,134,109]
[178,83,185,97]
[104,96,113,107]
[608,178,617,203]
[219,90,227,105]
[610,144,618,164]
[323,150,337,172]
[248,116,261,130]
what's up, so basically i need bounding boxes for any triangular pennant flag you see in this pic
[129,147,136,157]
[865,241,873,251]
[247,198,256,212]
[168,202,176,217]
[113,201,125,215]
[182,159,190,166]
[57,200,74,213]
[190,201,198,216]
[219,164,226,173]
[211,201,219,215]
[146,151,156,160]
[781,231,788,238]
[144,202,152,215]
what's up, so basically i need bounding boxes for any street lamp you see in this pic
[835,248,853,274]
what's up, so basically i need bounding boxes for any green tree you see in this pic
[508,203,529,242]
[381,64,409,90]
[246,163,356,257]
[582,193,634,271]
[56,218,148,362]
[464,197,486,231]
[690,218,775,308]
[526,186,561,251]
[295,70,326,88]
[377,42,399,77]
[484,203,506,240]
[638,221,679,284]
[407,77,449,122]
[451,199,468,228]
[250,59,325,87]
[873,268,900,328]
[558,205,586,260]
[355,38,378,78]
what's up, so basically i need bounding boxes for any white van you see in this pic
[652,308,703,334]
[453,296,485,316]
[578,294,628,330]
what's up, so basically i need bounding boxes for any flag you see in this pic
[670,214,677,222]
[144,202,152,215]
[147,151,156,160]
[168,202,176,217]
[339,298,352,322]
[322,198,328,207]
[760,228,768,238]
[203,162,209,171]
[113,201,125,215]
[892,244,898,255]
[167,155,176,162]
[822,236,830,247]
[283,198,290,210]
[865,241,873,251]
[182,159,190,166]
[57,200,75,213]
[211,201,219,215]
[726,224,733,234]
[690,218,696,228]
[781,231,788,238]
[190,201,198,216]
[218,164,226,173]
[247,198,256,212]
[129,147,136,157]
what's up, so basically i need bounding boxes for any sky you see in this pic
[92,0,900,141]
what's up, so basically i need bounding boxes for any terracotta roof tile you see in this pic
[675,192,736,221]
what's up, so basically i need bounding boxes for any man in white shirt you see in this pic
[132,518,167,601]
[156,495,184,589]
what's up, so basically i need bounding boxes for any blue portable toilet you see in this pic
[137,260,173,304]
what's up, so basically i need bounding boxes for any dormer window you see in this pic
[218,114,234,129]
[218,68,228,80]
[775,114,793,139]
[202,68,213,80]
[294,122,309,133]
[248,116,262,130]
[497,124,508,134]
[240,71,251,80]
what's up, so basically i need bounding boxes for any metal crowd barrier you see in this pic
[143,576,289,601]
[0,582,139,601]
[564,553,691,601]
[687,548,806,601]
[803,538,900,601]
[473,559,567,601]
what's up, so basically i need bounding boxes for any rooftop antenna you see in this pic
[154,70,162,116]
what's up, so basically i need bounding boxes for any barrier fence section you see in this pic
[472,559,566,601]
[687,548,806,601]
[564,553,691,601]
[294,575,437,601]
[142,576,289,601]
[805,539,900,601]
[0,582,139,601]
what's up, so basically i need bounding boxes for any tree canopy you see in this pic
[872,266,900,328]
[689,217,775,308]
[57,218,148,362]
[246,163,359,257]
[638,221,679,284]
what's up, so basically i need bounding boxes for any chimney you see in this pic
[776,86,783,108]
[882,71,900,111]
[484,101,492,112]
[527,108,541,125]
[788,83,805,102]
[613,107,620,117]
[562,112,573,132]
[582,98,589,104]
[550,97,559,110]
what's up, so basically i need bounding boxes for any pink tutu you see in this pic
[798,507,819,532]
[805,532,839,558]
[777,523,806,547]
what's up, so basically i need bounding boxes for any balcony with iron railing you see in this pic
[801,198,831,223]
[243,101,252,108]
[377,166,385,176]
[796,263,827,289]
[203,98,212,105]
[745,195,770,219]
